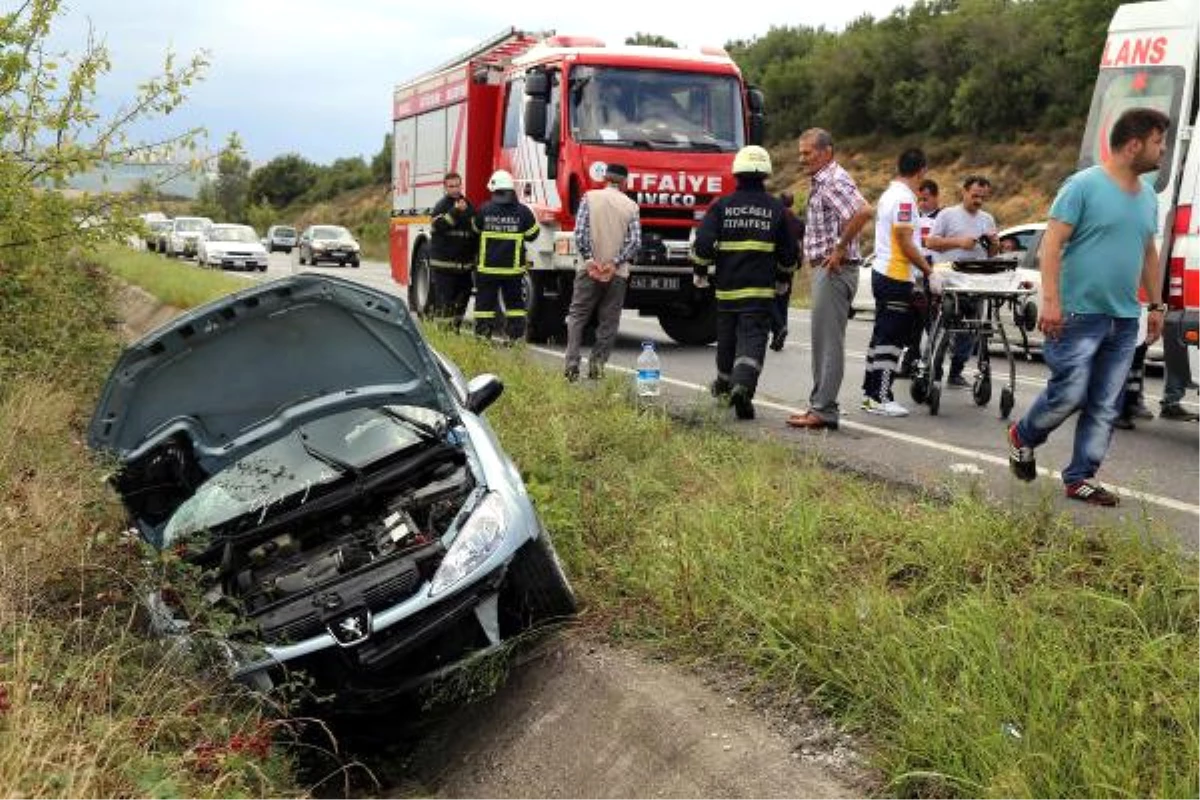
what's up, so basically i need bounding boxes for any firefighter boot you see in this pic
[730,384,755,420]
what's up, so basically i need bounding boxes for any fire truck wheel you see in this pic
[658,302,717,346]
[524,272,567,344]
[408,241,433,317]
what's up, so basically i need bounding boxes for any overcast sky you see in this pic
[49,0,914,166]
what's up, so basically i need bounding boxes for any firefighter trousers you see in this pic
[474,273,526,340]
[863,271,914,403]
[431,267,474,329]
[715,307,771,397]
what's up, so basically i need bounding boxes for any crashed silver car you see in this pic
[89,274,575,703]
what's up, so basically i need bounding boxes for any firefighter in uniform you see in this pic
[472,170,540,341]
[691,146,799,420]
[428,171,478,330]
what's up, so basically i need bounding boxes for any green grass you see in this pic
[97,244,248,309]
[0,250,299,797]
[423,332,1199,799]
[86,249,1199,798]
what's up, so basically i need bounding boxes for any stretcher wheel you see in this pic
[973,375,992,406]
[928,384,942,416]
[1000,386,1014,419]
[911,375,930,404]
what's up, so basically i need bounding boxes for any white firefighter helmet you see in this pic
[487,169,515,191]
[732,145,772,176]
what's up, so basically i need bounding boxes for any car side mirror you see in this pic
[465,374,504,413]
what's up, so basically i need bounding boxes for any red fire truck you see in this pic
[1079,0,1198,356]
[389,28,765,344]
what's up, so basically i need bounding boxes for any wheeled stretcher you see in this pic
[910,255,1038,418]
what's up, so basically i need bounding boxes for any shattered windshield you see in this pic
[162,405,447,544]
[569,66,743,151]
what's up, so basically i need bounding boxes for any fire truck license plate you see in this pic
[631,276,680,291]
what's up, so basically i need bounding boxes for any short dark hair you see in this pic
[962,174,991,190]
[444,171,462,183]
[1109,107,1171,150]
[918,178,939,196]
[898,148,927,177]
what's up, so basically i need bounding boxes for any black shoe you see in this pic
[1160,404,1200,422]
[1065,480,1120,507]
[947,373,969,389]
[1112,416,1135,430]
[1007,424,1037,482]
[730,385,755,420]
[710,378,732,399]
[564,365,580,383]
[1128,403,1154,420]
[769,327,788,352]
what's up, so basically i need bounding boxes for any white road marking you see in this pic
[530,344,1200,517]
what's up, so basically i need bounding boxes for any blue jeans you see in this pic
[1015,314,1137,485]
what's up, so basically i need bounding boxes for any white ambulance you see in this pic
[1078,0,1199,360]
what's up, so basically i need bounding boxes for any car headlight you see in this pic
[429,492,507,597]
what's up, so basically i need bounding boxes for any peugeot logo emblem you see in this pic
[329,609,371,646]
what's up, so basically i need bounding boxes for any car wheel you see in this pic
[350,259,360,268]
[501,532,577,635]
[258,264,267,272]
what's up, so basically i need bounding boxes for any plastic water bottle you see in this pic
[636,341,661,397]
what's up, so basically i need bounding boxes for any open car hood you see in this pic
[89,274,455,476]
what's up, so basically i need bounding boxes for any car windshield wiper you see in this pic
[298,435,362,481]
[376,406,446,441]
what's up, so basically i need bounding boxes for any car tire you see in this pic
[501,532,577,634]
[350,259,360,268]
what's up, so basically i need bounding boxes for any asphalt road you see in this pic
[245,252,1200,551]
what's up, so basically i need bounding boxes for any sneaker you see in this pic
[769,327,788,352]
[563,365,580,383]
[730,385,755,420]
[587,360,605,380]
[1007,424,1037,482]
[1065,480,1121,507]
[1160,404,1200,422]
[861,397,909,417]
[947,373,969,389]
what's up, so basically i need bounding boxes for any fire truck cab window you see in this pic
[570,66,744,152]
[502,77,525,148]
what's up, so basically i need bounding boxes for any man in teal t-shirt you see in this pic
[1007,107,1169,507]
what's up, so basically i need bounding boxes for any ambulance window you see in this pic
[502,77,524,148]
[1078,66,1184,193]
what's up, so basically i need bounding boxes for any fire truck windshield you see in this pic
[569,66,744,152]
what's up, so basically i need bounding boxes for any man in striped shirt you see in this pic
[785,128,874,431]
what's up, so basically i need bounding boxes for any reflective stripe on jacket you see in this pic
[472,192,540,276]
[690,178,799,309]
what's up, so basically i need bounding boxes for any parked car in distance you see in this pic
[166,216,213,259]
[146,219,174,253]
[87,274,576,706]
[264,224,298,253]
[298,225,361,268]
[198,224,270,271]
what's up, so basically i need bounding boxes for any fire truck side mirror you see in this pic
[747,87,766,146]
[524,98,548,143]
[524,70,550,98]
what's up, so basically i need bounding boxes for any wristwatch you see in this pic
[1147,302,1167,313]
